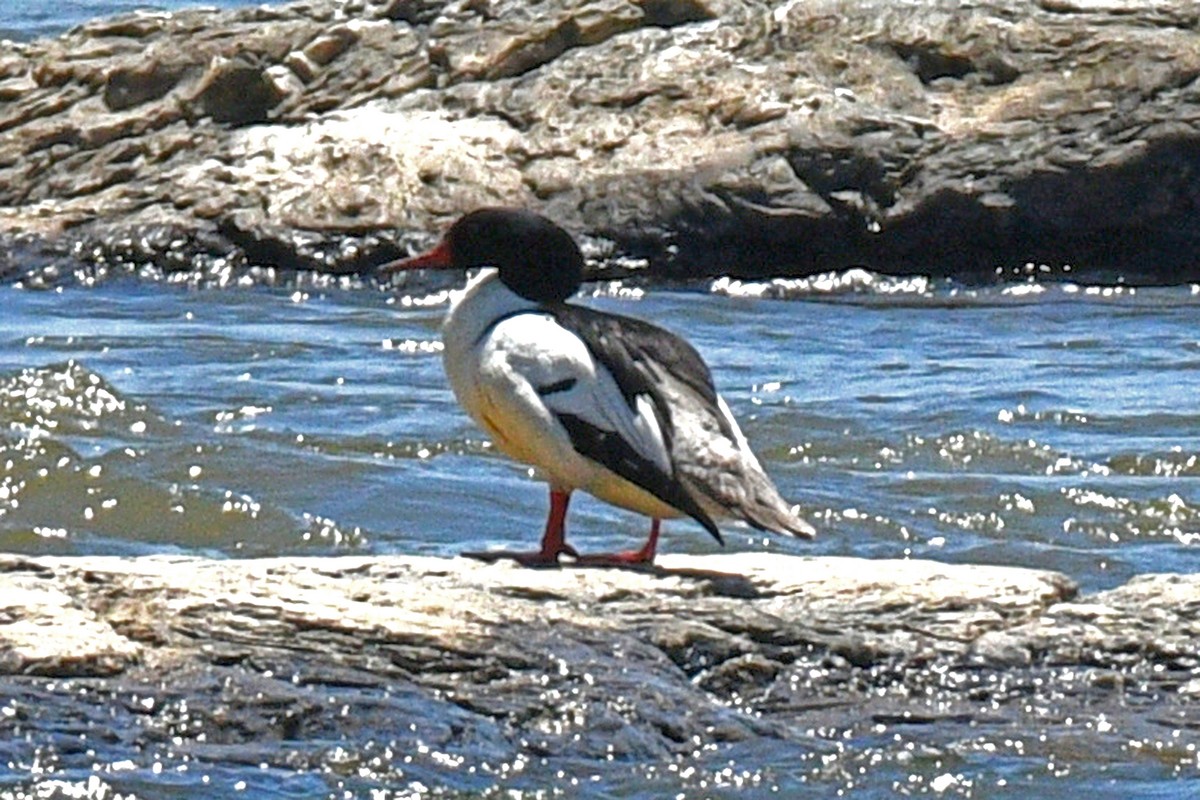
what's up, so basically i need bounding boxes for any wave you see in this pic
[775,425,1105,478]
[7,249,1200,308]
[0,361,366,555]
[0,359,168,443]
[709,270,1200,305]
[710,269,931,299]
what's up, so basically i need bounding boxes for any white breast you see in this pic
[440,271,679,518]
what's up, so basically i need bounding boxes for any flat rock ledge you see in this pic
[2,0,1200,284]
[3,551,1200,780]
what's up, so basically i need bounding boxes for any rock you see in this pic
[188,55,287,125]
[102,59,189,111]
[0,552,1077,678]
[4,552,1200,790]
[1003,573,1200,669]
[1,0,1199,284]
[0,560,141,676]
[0,549,1186,691]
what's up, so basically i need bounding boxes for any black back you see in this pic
[552,305,734,442]
[552,304,729,544]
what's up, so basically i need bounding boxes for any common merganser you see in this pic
[379,208,814,566]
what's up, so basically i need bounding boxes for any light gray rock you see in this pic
[3,552,1199,787]
[0,552,1077,678]
[1,0,1199,284]
[1,550,1196,700]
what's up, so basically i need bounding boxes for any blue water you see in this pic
[1,0,263,40]
[3,275,1197,592]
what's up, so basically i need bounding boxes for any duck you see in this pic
[378,208,814,566]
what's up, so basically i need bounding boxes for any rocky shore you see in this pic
[2,0,1199,285]
[3,551,1200,789]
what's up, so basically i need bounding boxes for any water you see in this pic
[0,267,1198,797]
[0,0,264,41]
[2,274,1197,592]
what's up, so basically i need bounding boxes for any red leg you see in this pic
[574,518,661,567]
[462,488,579,567]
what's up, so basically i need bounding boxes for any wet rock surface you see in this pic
[1,0,1199,284]
[2,552,1199,790]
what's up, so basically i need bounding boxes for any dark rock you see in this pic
[188,55,286,125]
[0,0,1199,284]
[103,59,189,111]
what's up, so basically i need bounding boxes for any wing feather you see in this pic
[485,309,722,541]
[550,303,811,540]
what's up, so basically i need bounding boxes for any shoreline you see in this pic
[2,0,1199,285]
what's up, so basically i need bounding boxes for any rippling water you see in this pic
[2,273,1197,593]
[1,267,1199,799]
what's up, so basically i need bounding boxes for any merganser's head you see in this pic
[378,208,584,304]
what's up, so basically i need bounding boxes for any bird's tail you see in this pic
[743,493,817,539]
[682,469,816,540]
[726,457,817,539]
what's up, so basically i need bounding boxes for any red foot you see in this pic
[571,518,661,568]
[463,493,662,569]
[463,488,578,567]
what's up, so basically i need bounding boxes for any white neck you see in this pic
[442,268,536,359]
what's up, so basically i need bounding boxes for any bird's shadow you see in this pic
[648,565,764,599]
[463,551,765,599]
